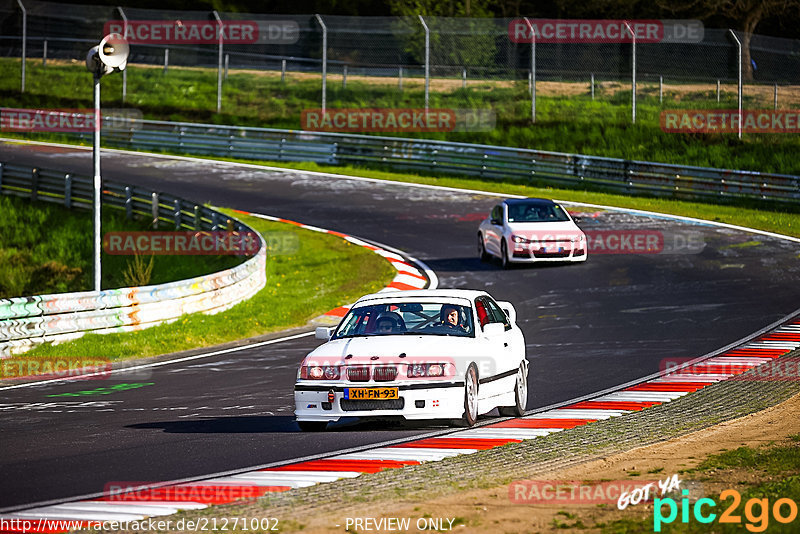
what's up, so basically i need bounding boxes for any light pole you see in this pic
[85,33,129,292]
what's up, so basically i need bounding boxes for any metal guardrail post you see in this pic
[64,174,72,208]
[164,48,168,74]
[343,64,347,88]
[43,39,47,67]
[728,29,743,139]
[281,59,286,82]
[314,14,327,115]
[0,163,4,191]
[151,192,159,229]
[213,10,223,113]
[174,199,182,229]
[117,7,128,103]
[194,205,201,229]
[31,167,38,201]
[418,15,430,113]
[124,186,132,218]
[16,0,26,93]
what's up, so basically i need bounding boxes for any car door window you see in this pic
[491,205,502,224]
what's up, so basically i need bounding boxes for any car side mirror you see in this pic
[315,327,334,340]
[482,322,505,337]
[496,301,516,324]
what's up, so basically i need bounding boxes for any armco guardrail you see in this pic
[0,161,267,358]
[74,119,799,205]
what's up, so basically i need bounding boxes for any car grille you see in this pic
[347,366,370,381]
[533,250,572,258]
[373,366,398,382]
[340,398,405,411]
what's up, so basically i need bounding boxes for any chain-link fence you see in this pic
[2,0,800,125]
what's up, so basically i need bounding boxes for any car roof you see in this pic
[503,197,557,207]
[353,288,490,306]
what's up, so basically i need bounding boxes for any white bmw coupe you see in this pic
[294,289,528,431]
[478,198,587,268]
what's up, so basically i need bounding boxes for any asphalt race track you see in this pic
[2,142,799,510]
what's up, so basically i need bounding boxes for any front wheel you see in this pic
[499,362,528,417]
[453,363,479,427]
[478,233,490,262]
[500,240,511,270]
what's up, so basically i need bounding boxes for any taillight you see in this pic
[300,365,340,380]
[407,363,447,378]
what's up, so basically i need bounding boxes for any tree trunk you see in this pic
[741,4,763,81]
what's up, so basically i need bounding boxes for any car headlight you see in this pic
[407,363,447,378]
[511,234,528,244]
[300,365,341,380]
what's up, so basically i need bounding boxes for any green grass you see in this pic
[0,194,242,298]
[1,58,799,175]
[10,209,395,364]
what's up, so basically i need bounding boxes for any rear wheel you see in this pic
[297,420,327,432]
[478,233,490,262]
[453,363,479,427]
[499,362,528,417]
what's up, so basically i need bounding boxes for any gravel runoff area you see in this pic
[105,349,800,533]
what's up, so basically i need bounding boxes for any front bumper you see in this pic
[510,242,587,263]
[294,381,465,422]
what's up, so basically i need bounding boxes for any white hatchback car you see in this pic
[294,289,528,431]
[478,198,587,268]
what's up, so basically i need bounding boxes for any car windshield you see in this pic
[333,302,474,338]
[507,202,570,223]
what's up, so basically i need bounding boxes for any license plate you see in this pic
[344,387,399,400]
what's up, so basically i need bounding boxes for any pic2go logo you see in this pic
[654,489,799,532]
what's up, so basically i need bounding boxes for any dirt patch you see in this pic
[283,392,800,533]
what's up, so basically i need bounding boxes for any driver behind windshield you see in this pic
[440,305,466,332]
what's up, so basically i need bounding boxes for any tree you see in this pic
[657,0,800,79]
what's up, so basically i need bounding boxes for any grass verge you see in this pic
[8,208,395,365]
[1,58,799,175]
[0,194,242,298]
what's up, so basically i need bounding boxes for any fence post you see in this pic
[314,14,327,115]
[64,174,72,209]
[624,21,636,123]
[281,59,286,82]
[462,67,466,89]
[151,192,159,229]
[194,205,201,229]
[659,75,663,104]
[716,79,720,102]
[774,83,778,110]
[117,7,128,103]
[343,64,347,88]
[16,0,26,93]
[591,73,594,100]
[398,66,403,91]
[213,10,223,113]
[728,29,742,139]
[224,53,229,79]
[42,39,47,67]
[523,17,536,123]
[0,163,4,191]
[418,15,430,113]
[164,48,168,74]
